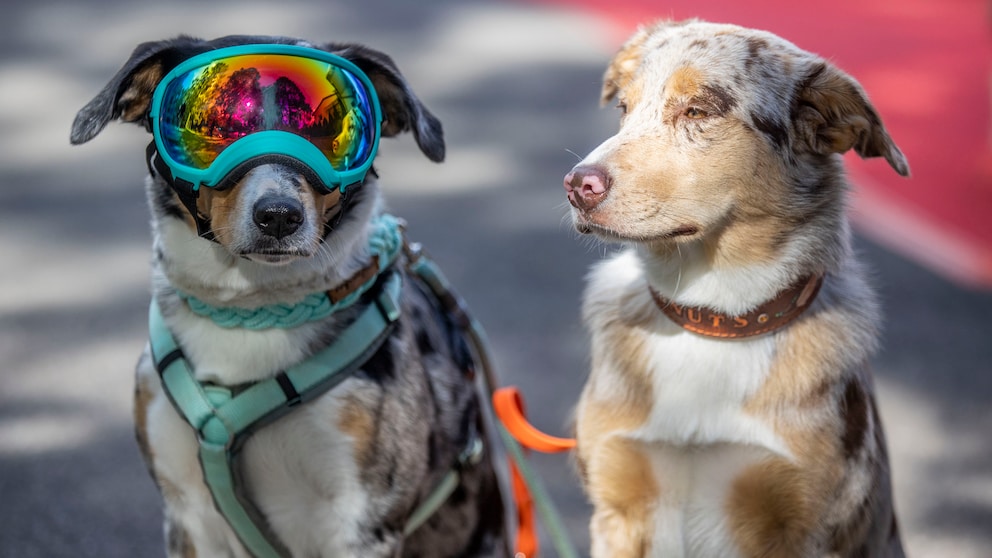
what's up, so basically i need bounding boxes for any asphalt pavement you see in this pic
[0,1,989,556]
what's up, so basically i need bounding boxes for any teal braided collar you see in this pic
[177,214,404,330]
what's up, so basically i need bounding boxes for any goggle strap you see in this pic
[175,181,216,242]
[145,140,159,179]
[147,141,217,242]
[322,187,352,240]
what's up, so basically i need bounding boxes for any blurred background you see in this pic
[1,0,989,556]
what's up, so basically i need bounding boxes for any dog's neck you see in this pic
[147,176,387,311]
[636,213,848,317]
[175,253,387,330]
[648,273,823,338]
[151,209,390,315]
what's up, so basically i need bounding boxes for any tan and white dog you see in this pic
[563,20,909,558]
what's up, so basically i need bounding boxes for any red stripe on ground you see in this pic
[527,0,992,287]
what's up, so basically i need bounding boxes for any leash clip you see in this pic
[457,435,485,470]
[403,240,424,266]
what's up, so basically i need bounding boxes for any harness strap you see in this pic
[148,227,579,558]
[150,272,403,558]
[403,435,484,537]
[147,142,216,241]
[150,251,498,557]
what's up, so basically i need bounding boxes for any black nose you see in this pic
[253,197,304,239]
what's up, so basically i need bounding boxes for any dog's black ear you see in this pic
[70,36,205,145]
[328,44,445,163]
[793,61,910,177]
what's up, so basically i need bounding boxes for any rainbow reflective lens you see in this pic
[150,45,382,193]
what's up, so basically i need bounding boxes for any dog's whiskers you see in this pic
[564,148,584,162]
[672,243,684,301]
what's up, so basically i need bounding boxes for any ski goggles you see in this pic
[149,44,382,194]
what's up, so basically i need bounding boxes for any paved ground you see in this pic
[0,1,989,556]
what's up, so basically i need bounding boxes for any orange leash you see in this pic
[508,459,538,557]
[493,387,576,557]
[402,241,577,557]
[493,387,576,453]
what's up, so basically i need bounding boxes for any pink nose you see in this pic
[564,165,610,211]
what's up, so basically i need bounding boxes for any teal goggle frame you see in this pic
[149,44,383,195]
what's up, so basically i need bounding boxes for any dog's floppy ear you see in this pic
[329,44,445,163]
[70,36,204,145]
[600,24,653,106]
[793,61,910,176]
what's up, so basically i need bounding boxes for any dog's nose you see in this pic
[564,165,610,211]
[253,198,304,239]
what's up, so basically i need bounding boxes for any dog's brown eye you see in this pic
[685,107,708,119]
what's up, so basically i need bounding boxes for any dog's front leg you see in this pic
[577,346,660,558]
[589,506,655,558]
[581,435,659,558]
[163,515,208,558]
[135,352,251,558]
[346,528,407,558]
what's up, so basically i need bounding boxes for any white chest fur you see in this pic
[582,250,792,557]
[631,329,783,452]
[584,251,786,451]
[637,331,784,557]
[137,340,370,557]
[168,301,324,385]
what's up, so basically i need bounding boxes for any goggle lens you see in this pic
[157,53,376,173]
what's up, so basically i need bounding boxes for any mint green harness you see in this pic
[147,213,578,558]
[149,272,403,557]
[148,215,479,557]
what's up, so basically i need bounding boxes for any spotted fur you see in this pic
[565,20,907,557]
[72,35,506,557]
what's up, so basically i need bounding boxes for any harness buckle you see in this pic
[375,284,401,323]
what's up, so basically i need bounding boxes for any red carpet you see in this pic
[528,0,992,288]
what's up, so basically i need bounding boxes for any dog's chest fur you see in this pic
[135,201,500,557]
[577,248,894,558]
[137,280,489,557]
[568,18,905,558]
[136,278,383,556]
[579,250,791,556]
[138,355,370,557]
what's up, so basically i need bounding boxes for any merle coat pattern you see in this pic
[564,20,908,558]
[72,35,507,558]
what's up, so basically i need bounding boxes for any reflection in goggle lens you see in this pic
[158,54,376,172]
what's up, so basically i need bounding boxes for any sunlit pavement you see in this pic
[0,1,989,556]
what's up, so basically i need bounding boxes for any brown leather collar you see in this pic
[327,255,381,303]
[649,274,824,339]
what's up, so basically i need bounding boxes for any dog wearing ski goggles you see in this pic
[71,36,509,557]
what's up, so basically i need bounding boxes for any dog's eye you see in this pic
[616,101,628,114]
[685,107,709,119]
